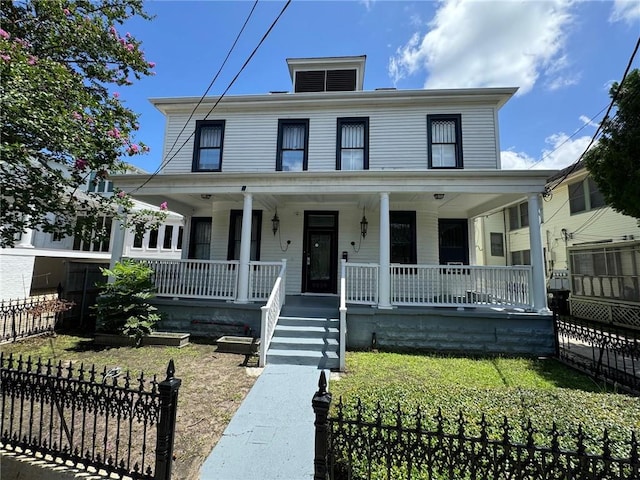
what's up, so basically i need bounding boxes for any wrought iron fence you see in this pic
[312,372,639,480]
[555,314,640,395]
[0,293,72,343]
[0,354,181,480]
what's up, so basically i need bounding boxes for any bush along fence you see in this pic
[0,354,181,480]
[0,292,72,343]
[555,313,640,395]
[312,372,640,480]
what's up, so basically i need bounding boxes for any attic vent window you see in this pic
[295,69,357,93]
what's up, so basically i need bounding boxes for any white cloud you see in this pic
[501,133,592,170]
[388,0,576,94]
[610,0,640,24]
[579,114,598,128]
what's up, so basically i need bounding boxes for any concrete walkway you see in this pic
[199,364,326,480]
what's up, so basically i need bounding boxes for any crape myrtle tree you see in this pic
[0,0,166,248]
[584,69,640,220]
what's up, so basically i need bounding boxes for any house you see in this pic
[0,169,184,322]
[112,55,557,368]
[475,162,640,325]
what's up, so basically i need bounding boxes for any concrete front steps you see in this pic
[267,316,340,369]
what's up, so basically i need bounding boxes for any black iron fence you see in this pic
[0,293,72,343]
[555,314,640,395]
[0,354,181,480]
[312,372,640,480]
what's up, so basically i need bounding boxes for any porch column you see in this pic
[527,194,549,313]
[17,226,34,248]
[109,208,126,275]
[235,193,253,304]
[378,192,392,309]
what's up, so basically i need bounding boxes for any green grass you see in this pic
[330,352,640,457]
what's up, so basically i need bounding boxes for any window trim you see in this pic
[227,210,263,261]
[192,120,225,172]
[427,114,463,169]
[336,117,369,170]
[276,119,309,172]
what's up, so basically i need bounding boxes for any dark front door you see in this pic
[438,219,469,265]
[303,212,338,294]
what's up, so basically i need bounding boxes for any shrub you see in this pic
[95,260,161,345]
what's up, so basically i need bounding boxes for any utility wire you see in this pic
[163,0,260,162]
[130,0,292,194]
[548,35,640,192]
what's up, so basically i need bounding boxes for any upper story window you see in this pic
[490,232,505,257]
[193,120,225,172]
[73,215,112,252]
[569,177,606,214]
[427,114,463,169]
[508,202,529,230]
[294,69,357,92]
[277,119,309,171]
[337,118,369,170]
[87,172,114,193]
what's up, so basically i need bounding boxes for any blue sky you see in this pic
[119,0,640,173]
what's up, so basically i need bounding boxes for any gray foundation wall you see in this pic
[346,306,555,356]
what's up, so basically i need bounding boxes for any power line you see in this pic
[130,0,292,194]
[548,35,640,192]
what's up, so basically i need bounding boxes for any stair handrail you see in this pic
[339,259,347,372]
[259,259,287,367]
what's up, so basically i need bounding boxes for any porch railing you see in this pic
[339,260,348,372]
[344,263,533,309]
[144,259,239,300]
[249,261,284,301]
[259,260,287,367]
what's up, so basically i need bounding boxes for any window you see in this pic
[569,177,606,214]
[73,216,112,252]
[337,118,368,170]
[148,228,158,249]
[427,114,462,168]
[390,211,417,264]
[177,226,183,250]
[277,120,308,171]
[439,219,469,265]
[508,202,529,230]
[133,226,144,248]
[490,232,504,257]
[87,172,114,193]
[227,210,262,261]
[193,120,225,172]
[294,69,357,92]
[162,225,174,249]
[511,249,531,265]
[188,218,212,259]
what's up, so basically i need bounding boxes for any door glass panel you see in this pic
[308,215,336,228]
[309,233,331,281]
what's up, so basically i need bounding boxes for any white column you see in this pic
[17,227,34,248]
[378,192,392,309]
[528,194,549,313]
[235,193,253,303]
[109,208,126,274]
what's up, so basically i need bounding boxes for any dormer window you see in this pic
[295,69,357,93]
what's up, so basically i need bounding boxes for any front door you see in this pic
[303,212,338,294]
[438,219,469,265]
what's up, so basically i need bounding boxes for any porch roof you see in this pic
[113,169,555,218]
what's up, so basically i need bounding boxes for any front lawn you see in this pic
[330,352,640,456]
[0,334,258,480]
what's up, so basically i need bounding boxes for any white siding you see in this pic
[161,104,498,174]
[0,253,36,300]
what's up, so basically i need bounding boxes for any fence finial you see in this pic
[317,370,327,395]
[166,359,175,380]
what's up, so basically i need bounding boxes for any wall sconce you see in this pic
[433,193,445,200]
[272,208,290,252]
[360,207,368,238]
[201,194,212,200]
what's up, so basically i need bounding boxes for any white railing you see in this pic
[249,261,284,301]
[345,263,379,304]
[339,260,348,372]
[391,264,533,308]
[259,260,287,367]
[143,259,239,300]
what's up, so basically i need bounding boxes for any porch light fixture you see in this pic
[433,193,445,200]
[360,207,368,239]
[271,209,280,236]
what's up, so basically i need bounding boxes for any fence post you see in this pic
[155,359,182,480]
[312,371,332,480]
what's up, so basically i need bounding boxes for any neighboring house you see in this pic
[476,162,640,325]
[0,171,184,315]
[113,55,557,365]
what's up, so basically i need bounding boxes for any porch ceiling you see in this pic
[113,170,553,218]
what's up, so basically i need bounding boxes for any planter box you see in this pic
[216,336,260,355]
[95,332,191,348]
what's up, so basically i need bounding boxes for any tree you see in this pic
[0,0,165,248]
[584,69,640,220]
